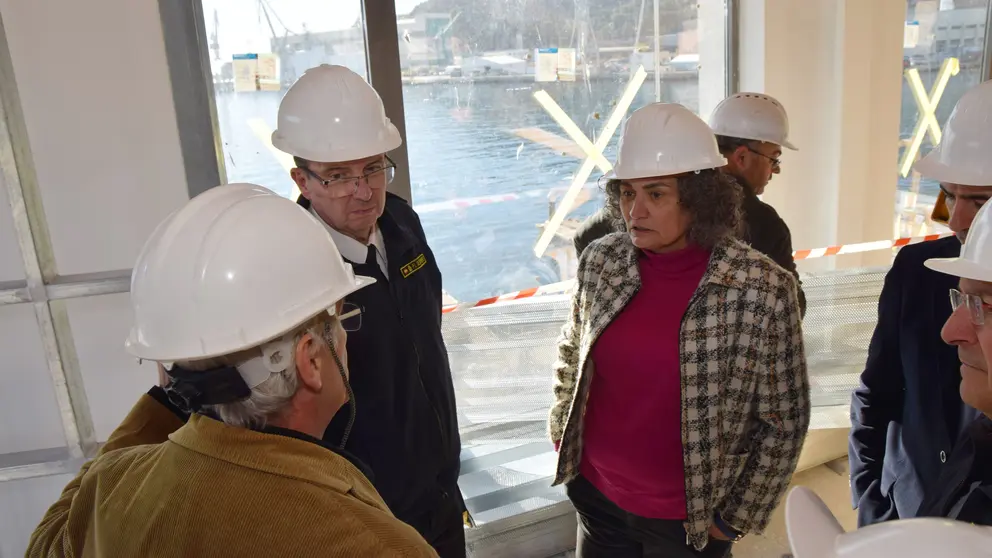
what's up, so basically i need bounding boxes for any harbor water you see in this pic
[215,71,982,303]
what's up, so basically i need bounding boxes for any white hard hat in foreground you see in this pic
[612,103,727,180]
[925,201,992,281]
[708,92,798,151]
[786,487,992,558]
[271,64,403,163]
[126,183,375,362]
[914,80,992,186]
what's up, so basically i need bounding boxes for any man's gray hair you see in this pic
[181,313,337,429]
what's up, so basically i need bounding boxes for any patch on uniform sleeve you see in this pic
[400,254,428,278]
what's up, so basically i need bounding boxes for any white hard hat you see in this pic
[271,64,403,163]
[786,487,992,558]
[914,80,992,186]
[709,92,798,150]
[612,103,727,180]
[125,183,375,362]
[926,201,992,281]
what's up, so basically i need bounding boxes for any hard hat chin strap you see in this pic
[327,340,356,449]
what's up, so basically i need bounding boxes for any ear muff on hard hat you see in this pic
[271,64,402,164]
[611,103,727,180]
[914,80,992,186]
[709,92,797,151]
[931,190,950,225]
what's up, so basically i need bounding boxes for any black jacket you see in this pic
[739,192,806,317]
[572,194,805,316]
[298,193,462,525]
[849,236,979,526]
[573,208,617,258]
[917,416,992,525]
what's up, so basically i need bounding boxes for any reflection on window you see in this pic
[897,0,990,238]
[401,0,727,303]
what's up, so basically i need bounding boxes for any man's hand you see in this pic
[708,523,731,541]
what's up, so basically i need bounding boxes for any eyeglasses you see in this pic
[322,303,363,350]
[301,157,396,200]
[950,288,991,327]
[746,146,781,169]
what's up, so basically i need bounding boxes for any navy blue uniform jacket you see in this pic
[849,236,978,525]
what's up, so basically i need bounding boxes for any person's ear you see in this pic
[733,145,750,166]
[290,168,313,200]
[294,333,323,392]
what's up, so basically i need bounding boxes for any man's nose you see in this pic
[942,305,977,347]
[948,201,977,235]
[353,179,373,201]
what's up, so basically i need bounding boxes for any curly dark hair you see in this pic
[603,169,743,249]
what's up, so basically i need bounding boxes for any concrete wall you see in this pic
[739,0,906,272]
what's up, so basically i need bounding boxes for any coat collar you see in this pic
[298,193,418,264]
[169,414,386,509]
[613,234,757,292]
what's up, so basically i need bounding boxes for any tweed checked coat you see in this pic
[549,233,810,551]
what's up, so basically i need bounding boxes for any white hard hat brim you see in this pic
[785,487,842,558]
[718,132,797,151]
[914,154,992,187]
[924,256,992,283]
[126,273,377,363]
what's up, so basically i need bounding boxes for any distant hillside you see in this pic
[407,0,696,53]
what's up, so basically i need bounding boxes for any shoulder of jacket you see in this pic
[743,197,789,231]
[581,232,630,264]
[86,443,160,478]
[892,235,960,269]
[385,192,415,216]
[724,238,798,295]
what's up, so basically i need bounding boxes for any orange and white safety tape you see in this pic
[442,232,954,314]
[792,233,952,260]
[442,280,574,314]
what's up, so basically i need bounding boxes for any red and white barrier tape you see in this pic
[442,232,954,314]
[792,233,952,260]
[442,280,574,314]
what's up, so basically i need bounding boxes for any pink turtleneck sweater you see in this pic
[580,243,710,519]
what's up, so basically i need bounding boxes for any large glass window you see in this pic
[401,0,728,304]
[897,0,990,238]
[200,0,728,306]
[202,0,369,200]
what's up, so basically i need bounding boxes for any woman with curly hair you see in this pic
[548,103,810,557]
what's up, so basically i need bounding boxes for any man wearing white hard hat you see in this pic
[849,80,992,528]
[784,486,992,558]
[272,64,465,556]
[550,102,809,556]
[708,92,805,316]
[26,184,437,557]
[915,200,992,525]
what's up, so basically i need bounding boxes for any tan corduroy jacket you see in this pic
[26,393,438,558]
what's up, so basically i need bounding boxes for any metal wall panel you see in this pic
[0,304,65,455]
[63,293,156,442]
[0,182,23,282]
[0,0,190,276]
[0,473,74,558]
